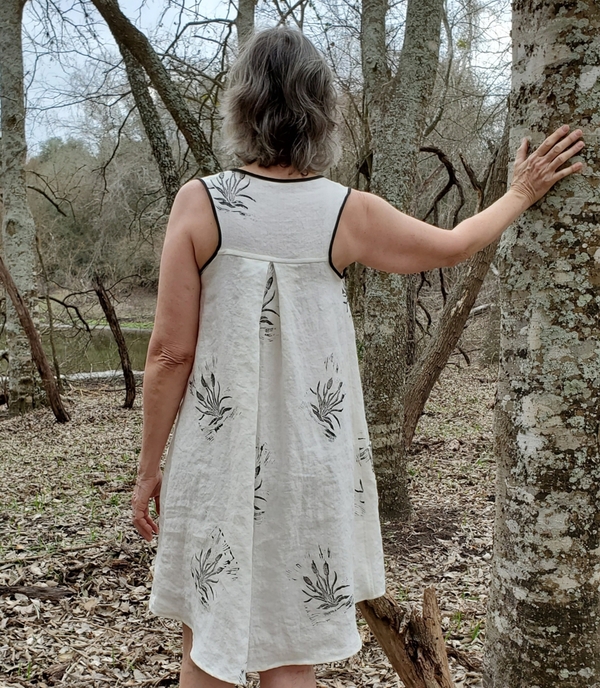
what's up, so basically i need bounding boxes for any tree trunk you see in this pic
[0,0,40,414]
[0,255,70,422]
[403,117,510,448]
[235,0,256,48]
[120,45,180,209]
[360,0,445,518]
[90,0,219,176]
[93,274,136,409]
[483,3,600,685]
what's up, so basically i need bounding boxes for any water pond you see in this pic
[1,326,151,376]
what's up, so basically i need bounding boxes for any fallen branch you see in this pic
[446,646,483,672]
[358,586,454,688]
[0,585,75,601]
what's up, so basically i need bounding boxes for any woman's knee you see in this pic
[258,664,316,688]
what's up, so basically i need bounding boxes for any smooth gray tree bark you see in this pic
[0,0,39,413]
[360,0,444,517]
[235,0,256,47]
[484,2,600,685]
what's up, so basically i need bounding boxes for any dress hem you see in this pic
[148,595,383,684]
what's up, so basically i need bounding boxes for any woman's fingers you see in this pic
[131,471,162,540]
[134,511,158,541]
[553,161,584,181]
[548,138,585,172]
[511,124,585,205]
[133,506,153,541]
[533,124,573,158]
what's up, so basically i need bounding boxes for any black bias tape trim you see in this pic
[329,187,352,279]
[230,168,324,183]
[197,177,223,274]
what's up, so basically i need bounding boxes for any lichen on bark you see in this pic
[483,2,600,686]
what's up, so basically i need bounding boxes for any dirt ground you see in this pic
[0,322,497,688]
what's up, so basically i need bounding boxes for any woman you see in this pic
[131,26,584,688]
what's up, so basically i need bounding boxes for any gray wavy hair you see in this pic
[220,27,340,174]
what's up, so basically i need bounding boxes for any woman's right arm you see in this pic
[334,124,584,276]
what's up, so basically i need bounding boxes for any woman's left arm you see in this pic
[132,180,219,542]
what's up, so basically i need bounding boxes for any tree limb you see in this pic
[403,113,509,448]
[0,255,70,422]
[89,0,219,175]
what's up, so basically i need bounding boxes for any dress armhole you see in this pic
[328,186,352,279]
[197,177,223,275]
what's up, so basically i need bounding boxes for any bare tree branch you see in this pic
[89,0,220,175]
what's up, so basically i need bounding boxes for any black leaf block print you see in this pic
[254,442,272,523]
[355,436,373,516]
[190,526,239,609]
[341,281,350,314]
[260,263,280,341]
[189,361,237,441]
[308,354,345,440]
[209,171,255,215]
[356,435,374,466]
[354,477,366,517]
[286,545,354,625]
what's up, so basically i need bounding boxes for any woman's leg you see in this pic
[258,665,317,688]
[181,623,236,688]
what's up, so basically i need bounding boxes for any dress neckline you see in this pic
[230,168,324,183]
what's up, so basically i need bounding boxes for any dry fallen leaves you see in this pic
[0,329,495,688]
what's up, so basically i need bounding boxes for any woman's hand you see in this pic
[132,471,162,542]
[510,124,585,206]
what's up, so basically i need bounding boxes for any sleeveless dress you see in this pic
[148,168,387,684]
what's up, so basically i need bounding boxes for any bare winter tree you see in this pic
[359,0,445,517]
[0,0,39,412]
[89,0,220,176]
[403,115,509,448]
[483,2,600,685]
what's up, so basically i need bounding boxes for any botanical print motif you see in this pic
[286,545,354,626]
[356,435,374,467]
[254,442,272,523]
[341,281,350,314]
[260,262,280,341]
[354,477,366,517]
[355,435,373,516]
[189,357,238,441]
[208,171,255,216]
[190,526,239,609]
[308,353,346,441]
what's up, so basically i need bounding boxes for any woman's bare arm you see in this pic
[334,188,531,274]
[332,125,584,275]
[132,180,218,541]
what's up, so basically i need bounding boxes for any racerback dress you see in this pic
[148,168,387,684]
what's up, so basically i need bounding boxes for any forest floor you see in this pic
[0,330,497,688]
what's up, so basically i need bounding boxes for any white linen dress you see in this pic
[148,168,387,684]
